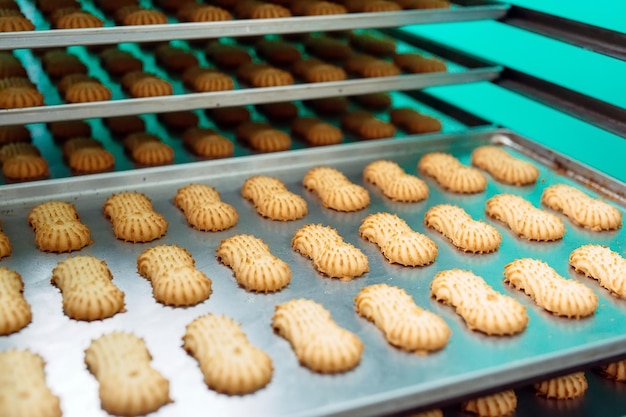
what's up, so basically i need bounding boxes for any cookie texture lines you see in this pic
[430,269,528,336]
[51,255,125,321]
[363,160,428,202]
[418,152,487,194]
[542,184,622,231]
[303,166,370,212]
[486,194,565,241]
[425,204,501,253]
[174,183,238,231]
[504,258,598,318]
[355,284,450,353]
[534,372,588,399]
[360,212,437,266]
[569,245,626,299]
[0,267,31,335]
[103,192,168,243]
[272,298,363,373]
[28,200,92,252]
[241,176,307,221]
[292,224,369,281]
[216,234,291,293]
[183,314,273,395]
[471,146,539,186]
[463,390,517,417]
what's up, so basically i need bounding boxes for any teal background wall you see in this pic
[403,0,626,183]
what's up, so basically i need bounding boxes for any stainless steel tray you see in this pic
[1,2,508,50]
[0,128,625,417]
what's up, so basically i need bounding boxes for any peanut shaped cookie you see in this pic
[303,167,370,212]
[363,160,428,202]
[569,244,626,299]
[418,152,487,193]
[471,146,539,186]
[0,267,31,335]
[241,176,307,221]
[175,183,238,231]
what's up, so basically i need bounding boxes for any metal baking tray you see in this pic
[0,128,624,417]
[1,1,509,50]
[0,31,501,126]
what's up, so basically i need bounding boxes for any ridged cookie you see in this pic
[471,146,539,186]
[292,224,369,281]
[541,184,622,231]
[183,314,273,395]
[424,204,501,253]
[51,256,125,321]
[272,298,363,373]
[504,258,598,318]
[431,269,528,336]
[534,372,588,399]
[85,332,171,416]
[360,212,437,266]
[174,183,238,231]
[0,224,11,259]
[601,359,626,382]
[418,152,487,193]
[0,267,31,335]
[0,349,61,417]
[355,284,450,353]
[569,244,626,299]
[28,200,92,252]
[103,192,168,243]
[363,160,429,202]
[241,176,307,221]
[303,166,370,212]
[216,234,291,292]
[463,390,517,417]
[486,194,565,241]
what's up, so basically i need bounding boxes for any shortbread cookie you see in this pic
[304,35,352,61]
[0,142,39,162]
[431,269,528,335]
[2,154,48,180]
[182,66,234,93]
[28,201,92,252]
[128,73,173,98]
[183,314,273,395]
[291,117,343,146]
[569,245,626,299]
[182,127,234,159]
[0,86,44,108]
[486,194,565,241]
[272,298,363,373]
[137,244,212,306]
[471,146,539,186]
[291,58,347,83]
[0,267,31,335]
[241,176,307,221]
[235,0,292,18]
[237,62,294,87]
[364,160,428,202]
[177,3,232,22]
[463,390,517,417]
[292,223,369,280]
[418,152,487,193]
[303,166,370,212]
[51,256,125,321]
[355,284,450,352]
[68,147,115,173]
[341,110,396,140]
[54,10,104,29]
[424,204,501,253]
[175,183,238,231]
[216,234,291,292]
[0,15,35,32]
[504,258,598,318]
[0,225,10,259]
[541,184,622,231]
[389,108,442,134]
[0,350,61,417]
[360,212,437,266]
[62,136,102,158]
[291,0,347,15]
[103,192,168,243]
[344,53,401,78]
[534,372,588,399]
[393,52,447,73]
[132,141,174,166]
[85,332,171,416]
[236,121,291,152]
[120,7,168,25]
[601,360,626,381]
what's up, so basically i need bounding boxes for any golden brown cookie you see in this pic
[127,73,173,98]
[0,86,44,109]
[486,194,566,241]
[236,121,291,152]
[182,127,234,159]
[569,244,626,299]
[0,15,35,32]
[62,137,102,158]
[393,52,447,73]
[291,0,347,15]
[51,255,125,320]
[418,152,487,193]
[272,298,363,373]
[601,360,626,382]
[241,176,308,221]
[177,3,232,22]
[390,107,442,134]
[85,332,171,416]
[0,142,39,162]
[0,224,11,260]
[174,183,238,232]
[28,201,92,252]
[64,81,112,103]
[56,73,98,95]
[431,269,528,336]
[0,76,34,90]
[504,258,598,318]
[120,7,168,25]
[463,390,517,417]
[341,110,396,140]
[137,244,212,306]
[471,146,539,186]
[291,117,343,146]
[205,41,252,70]
[363,160,429,202]
[2,154,48,181]
[534,372,588,399]
[183,314,273,394]
[344,53,401,78]
[303,166,370,211]
[103,192,168,243]
[217,234,291,292]
[182,66,234,93]
[235,0,292,18]
[68,147,115,173]
[292,223,369,280]
[54,10,104,29]
[291,58,347,83]
[348,32,396,57]
[355,283,449,352]
[360,212,437,266]
[0,350,61,417]
[541,184,622,231]
[0,268,31,335]
[237,62,294,87]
